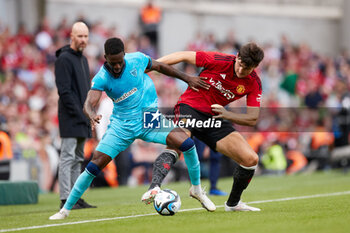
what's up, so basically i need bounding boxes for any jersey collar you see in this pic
[103,61,126,78]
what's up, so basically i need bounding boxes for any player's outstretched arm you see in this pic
[211,105,260,127]
[156,51,196,66]
[83,90,103,130]
[150,59,209,91]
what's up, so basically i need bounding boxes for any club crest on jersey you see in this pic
[236,85,245,94]
[130,68,137,77]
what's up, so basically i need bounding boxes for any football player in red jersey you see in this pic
[142,42,264,211]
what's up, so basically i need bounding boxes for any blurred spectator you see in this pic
[139,0,162,49]
[224,30,241,54]
[187,31,208,51]
[304,82,324,109]
[138,35,157,58]
[286,150,308,175]
[331,83,350,170]
[0,131,12,180]
[261,143,287,175]
[35,17,54,51]
[0,130,13,160]
[307,120,334,171]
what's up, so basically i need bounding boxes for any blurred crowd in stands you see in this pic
[1,12,350,192]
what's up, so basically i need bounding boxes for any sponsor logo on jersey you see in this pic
[112,88,138,103]
[209,78,235,100]
[236,85,245,94]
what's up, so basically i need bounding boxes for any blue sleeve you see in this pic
[137,52,152,71]
[91,74,105,91]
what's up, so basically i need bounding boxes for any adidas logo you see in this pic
[220,74,226,80]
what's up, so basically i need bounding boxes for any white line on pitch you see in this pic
[1,190,349,232]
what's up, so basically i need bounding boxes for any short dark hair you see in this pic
[238,42,264,68]
[104,37,124,55]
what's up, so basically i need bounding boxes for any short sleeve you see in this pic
[91,74,106,91]
[196,51,228,70]
[246,81,262,107]
[196,51,213,68]
[137,52,152,71]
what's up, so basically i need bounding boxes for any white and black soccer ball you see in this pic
[153,189,181,216]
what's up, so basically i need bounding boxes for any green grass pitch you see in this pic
[1,171,349,233]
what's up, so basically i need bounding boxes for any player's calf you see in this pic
[226,164,256,207]
[148,149,178,190]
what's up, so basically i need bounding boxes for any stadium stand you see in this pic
[0,1,350,192]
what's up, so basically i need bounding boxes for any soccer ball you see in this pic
[153,189,181,216]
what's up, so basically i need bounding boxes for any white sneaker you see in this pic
[224,201,261,212]
[49,208,70,220]
[141,186,161,204]
[189,186,216,212]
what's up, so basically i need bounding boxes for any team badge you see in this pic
[130,68,137,77]
[236,85,245,94]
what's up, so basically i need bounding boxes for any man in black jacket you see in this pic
[55,22,95,209]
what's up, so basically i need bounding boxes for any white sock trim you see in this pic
[240,164,257,170]
[61,208,70,215]
[164,149,179,161]
[192,184,202,193]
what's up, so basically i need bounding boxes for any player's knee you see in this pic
[85,162,101,177]
[179,137,195,152]
[90,150,112,169]
[242,153,259,167]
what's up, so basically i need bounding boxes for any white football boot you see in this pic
[224,201,261,212]
[141,186,161,204]
[49,208,70,220]
[189,186,216,212]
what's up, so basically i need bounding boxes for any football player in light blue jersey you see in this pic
[49,37,215,220]
[91,51,159,120]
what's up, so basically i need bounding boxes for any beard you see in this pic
[77,45,85,52]
[76,42,86,52]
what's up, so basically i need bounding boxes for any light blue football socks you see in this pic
[63,162,100,210]
[180,138,201,186]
